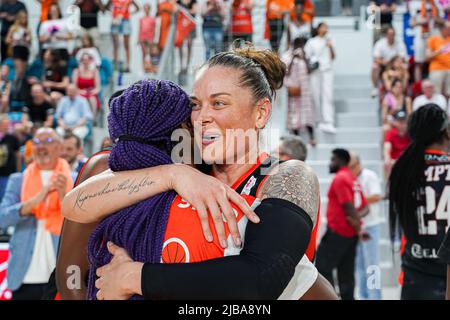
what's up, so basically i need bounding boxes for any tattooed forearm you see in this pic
[259,160,320,225]
[73,175,155,211]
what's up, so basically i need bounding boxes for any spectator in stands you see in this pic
[409,0,439,81]
[100,136,113,150]
[177,0,198,74]
[5,10,31,63]
[0,0,27,62]
[372,27,407,97]
[55,84,93,141]
[231,0,253,43]
[265,0,294,52]
[61,133,87,176]
[7,56,31,125]
[369,0,397,42]
[316,148,368,300]
[342,0,353,16]
[413,78,448,111]
[287,2,312,47]
[382,55,409,92]
[282,37,315,145]
[41,49,70,105]
[382,79,412,130]
[292,0,314,23]
[76,0,106,39]
[158,0,177,53]
[39,3,74,63]
[22,83,54,129]
[277,135,308,161]
[202,0,225,60]
[139,3,157,73]
[349,152,383,300]
[106,0,140,72]
[72,52,101,118]
[0,128,73,300]
[0,114,20,200]
[0,65,10,113]
[222,0,233,50]
[384,110,410,177]
[426,21,450,97]
[75,34,102,68]
[305,22,336,134]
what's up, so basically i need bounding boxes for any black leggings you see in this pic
[12,283,48,300]
[401,268,446,300]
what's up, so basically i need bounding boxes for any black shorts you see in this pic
[401,267,446,300]
[12,45,29,61]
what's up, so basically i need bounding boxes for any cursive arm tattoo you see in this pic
[258,160,320,225]
[73,175,155,211]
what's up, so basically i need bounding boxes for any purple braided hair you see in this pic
[87,79,191,300]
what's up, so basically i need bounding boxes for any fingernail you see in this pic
[206,234,213,242]
[107,241,113,247]
[253,215,260,223]
[221,239,228,248]
[234,236,241,247]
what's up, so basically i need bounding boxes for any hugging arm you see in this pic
[140,161,319,299]
[56,152,110,299]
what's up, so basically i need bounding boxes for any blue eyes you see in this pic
[190,101,227,110]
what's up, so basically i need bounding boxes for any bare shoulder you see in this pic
[258,160,320,225]
[76,152,110,185]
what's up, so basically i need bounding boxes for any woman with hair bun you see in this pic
[62,46,336,300]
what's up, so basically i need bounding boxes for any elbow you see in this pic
[61,192,91,224]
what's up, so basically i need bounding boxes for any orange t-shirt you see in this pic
[40,0,56,22]
[290,0,314,23]
[266,0,294,20]
[427,35,450,71]
[162,152,320,264]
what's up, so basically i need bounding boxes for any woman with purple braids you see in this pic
[62,46,337,300]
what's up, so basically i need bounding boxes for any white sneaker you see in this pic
[319,123,337,134]
[371,88,379,98]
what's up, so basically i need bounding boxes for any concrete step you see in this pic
[316,128,382,145]
[335,75,372,87]
[308,143,381,161]
[335,86,373,99]
[336,98,379,113]
[337,112,380,128]
[308,160,383,179]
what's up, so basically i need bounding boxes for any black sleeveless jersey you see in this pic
[402,150,450,278]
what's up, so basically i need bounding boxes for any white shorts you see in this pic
[278,255,319,300]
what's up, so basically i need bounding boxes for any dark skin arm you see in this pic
[342,202,364,232]
[447,266,450,300]
[56,153,110,300]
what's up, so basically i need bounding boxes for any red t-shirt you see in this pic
[327,167,367,237]
[385,127,410,160]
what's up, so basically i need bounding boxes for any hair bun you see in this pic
[233,44,286,95]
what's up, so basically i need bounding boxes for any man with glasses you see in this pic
[0,128,73,299]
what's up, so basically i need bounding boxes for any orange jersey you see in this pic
[162,152,320,264]
[162,194,258,263]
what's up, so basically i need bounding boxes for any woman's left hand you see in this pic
[95,242,143,300]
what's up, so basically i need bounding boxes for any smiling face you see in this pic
[32,129,62,170]
[190,66,271,165]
